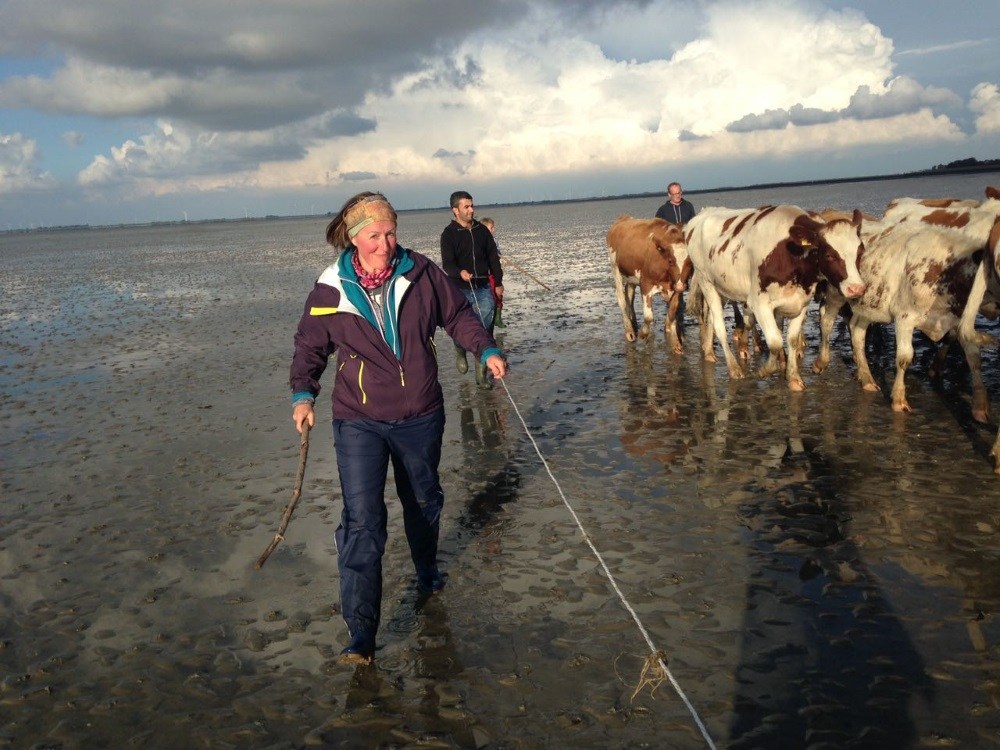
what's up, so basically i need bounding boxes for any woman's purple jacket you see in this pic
[290,246,503,421]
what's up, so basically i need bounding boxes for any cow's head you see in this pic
[649,220,691,292]
[803,208,866,299]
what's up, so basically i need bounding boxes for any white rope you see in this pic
[461,277,715,746]
[492,374,718,749]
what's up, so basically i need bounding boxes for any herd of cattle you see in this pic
[607,186,1000,473]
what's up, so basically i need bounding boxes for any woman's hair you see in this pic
[326,191,397,248]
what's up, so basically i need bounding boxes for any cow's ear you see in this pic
[852,208,863,227]
[788,223,816,249]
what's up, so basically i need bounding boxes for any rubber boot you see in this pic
[493,308,506,328]
[416,565,446,593]
[475,359,492,389]
[455,345,468,374]
[339,631,376,665]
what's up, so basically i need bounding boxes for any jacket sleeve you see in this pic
[289,284,338,400]
[440,225,461,280]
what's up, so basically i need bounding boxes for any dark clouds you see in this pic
[727,77,964,134]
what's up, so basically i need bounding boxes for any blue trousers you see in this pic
[333,408,445,639]
[461,285,496,336]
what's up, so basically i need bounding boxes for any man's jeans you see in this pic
[461,285,496,336]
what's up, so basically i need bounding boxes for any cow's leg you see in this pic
[956,326,990,423]
[689,277,717,362]
[612,265,637,341]
[774,313,789,369]
[791,316,804,363]
[731,301,749,360]
[665,290,684,354]
[702,283,742,378]
[928,334,951,383]
[814,296,844,375]
[638,284,655,340]
[891,318,916,412]
[848,315,879,392]
[732,304,764,360]
[784,307,810,391]
[748,311,765,355]
[752,303,785,380]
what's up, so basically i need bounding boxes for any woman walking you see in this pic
[289,192,507,664]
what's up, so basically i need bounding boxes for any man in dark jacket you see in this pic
[440,190,504,387]
[655,181,697,225]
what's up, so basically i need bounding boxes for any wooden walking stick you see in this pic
[503,256,552,291]
[255,424,311,569]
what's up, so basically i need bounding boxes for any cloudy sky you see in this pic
[1,0,998,228]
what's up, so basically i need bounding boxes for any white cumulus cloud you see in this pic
[0,132,54,193]
[970,82,1000,134]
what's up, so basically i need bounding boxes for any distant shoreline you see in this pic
[6,164,1000,234]
[485,164,1000,209]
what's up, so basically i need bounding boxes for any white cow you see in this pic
[815,188,1000,418]
[820,216,1000,414]
[882,187,996,220]
[684,205,865,391]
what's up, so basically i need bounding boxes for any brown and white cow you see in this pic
[814,188,1000,416]
[882,186,997,218]
[814,215,1000,415]
[959,218,1000,472]
[684,205,865,390]
[607,215,693,352]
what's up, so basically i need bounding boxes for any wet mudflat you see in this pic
[2,180,999,748]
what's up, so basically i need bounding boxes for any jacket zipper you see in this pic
[344,274,411,399]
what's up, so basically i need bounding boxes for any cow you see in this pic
[958,218,1000,472]
[883,188,994,217]
[607,215,693,353]
[814,188,1000,416]
[684,205,865,391]
[882,187,1000,229]
[812,215,1000,415]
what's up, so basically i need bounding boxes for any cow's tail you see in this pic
[960,217,1000,348]
[686,275,707,323]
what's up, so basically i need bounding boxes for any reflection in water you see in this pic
[456,382,520,545]
[729,437,933,748]
[314,590,484,745]
[317,380,520,745]
[610,336,983,745]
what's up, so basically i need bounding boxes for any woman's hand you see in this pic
[293,402,315,433]
[485,354,508,379]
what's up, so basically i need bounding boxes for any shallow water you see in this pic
[2,174,999,748]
